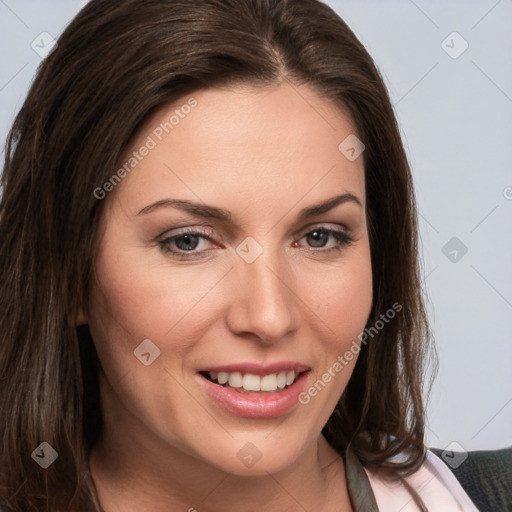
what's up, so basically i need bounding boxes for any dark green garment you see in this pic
[430,446,512,512]
[344,444,380,511]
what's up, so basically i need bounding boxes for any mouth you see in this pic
[197,364,310,418]
[199,369,305,394]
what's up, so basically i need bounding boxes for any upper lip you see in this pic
[198,362,310,376]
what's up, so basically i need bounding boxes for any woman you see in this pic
[0,0,496,510]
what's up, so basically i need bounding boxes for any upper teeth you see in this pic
[209,371,297,391]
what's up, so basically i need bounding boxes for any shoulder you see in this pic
[362,448,480,511]
[429,445,512,512]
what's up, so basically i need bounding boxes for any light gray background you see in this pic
[0,0,511,452]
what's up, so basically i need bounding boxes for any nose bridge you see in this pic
[228,238,297,342]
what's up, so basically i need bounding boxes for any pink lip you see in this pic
[197,370,310,419]
[198,361,310,376]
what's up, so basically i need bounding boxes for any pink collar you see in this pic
[345,446,479,511]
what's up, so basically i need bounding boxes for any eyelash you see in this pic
[158,226,354,260]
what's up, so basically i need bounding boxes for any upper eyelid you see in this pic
[159,225,215,238]
[159,222,349,235]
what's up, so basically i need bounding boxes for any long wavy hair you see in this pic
[0,0,435,510]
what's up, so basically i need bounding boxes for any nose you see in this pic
[225,244,298,345]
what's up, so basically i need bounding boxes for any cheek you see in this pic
[296,240,373,396]
[331,265,373,344]
[88,239,228,352]
[302,242,373,342]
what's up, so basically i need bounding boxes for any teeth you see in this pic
[207,370,299,392]
[217,371,228,384]
[276,371,287,389]
[228,372,243,388]
[243,374,261,391]
[260,374,277,391]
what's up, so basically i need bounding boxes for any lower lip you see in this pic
[198,372,309,419]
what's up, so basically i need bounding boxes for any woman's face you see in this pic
[85,82,373,475]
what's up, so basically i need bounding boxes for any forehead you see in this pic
[109,82,365,215]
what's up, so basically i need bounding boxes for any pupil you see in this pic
[176,234,199,251]
[308,230,327,247]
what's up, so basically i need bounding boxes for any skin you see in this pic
[83,81,373,512]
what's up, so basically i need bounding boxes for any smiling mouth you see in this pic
[199,370,306,394]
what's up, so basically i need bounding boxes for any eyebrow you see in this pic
[137,192,362,221]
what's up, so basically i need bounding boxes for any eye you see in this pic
[159,229,216,259]
[158,225,354,261]
[295,226,354,252]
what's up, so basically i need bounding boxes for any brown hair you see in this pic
[0,0,435,510]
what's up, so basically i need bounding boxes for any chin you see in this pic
[194,433,311,477]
